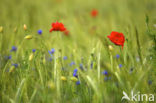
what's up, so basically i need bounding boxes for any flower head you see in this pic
[107,31,125,49]
[10,46,17,52]
[79,63,84,70]
[73,68,78,77]
[12,63,18,68]
[32,49,36,53]
[49,21,66,32]
[38,29,42,35]
[0,26,3,33]
[61,76,67,81]
[5,55,12,60]
[102,70,108,75]
[23,24,27,30]
[70,61,75,66]
[148,80,152,85]
[48,48,55,54]
[25,35,33,40]
[119,64,123,68]
[71,77,78,82]
[63,56,67,60]
[91,9,98,17]
[116,54,120,59]
[76,81,80,85]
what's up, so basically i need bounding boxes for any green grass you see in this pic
[0,0,156,103]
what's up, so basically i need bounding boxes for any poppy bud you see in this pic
[25,35,33,40]
[9,66,15,73]
[47,81,55,89]
[61,76,67,81]
[0,26,3,33]
[23,24,27,30]
[71,77,78,82]
[108,45,114,51]
[14,27,17,33]
[29,53,34,61]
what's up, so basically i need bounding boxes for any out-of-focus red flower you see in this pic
[91,9,98,17]
[64,30,69,36]
[107,31,125,49]
[49,21,66,32]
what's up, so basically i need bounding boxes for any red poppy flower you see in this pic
[91,9,98,17]
[49,21,66,32]
[107,31,125,49]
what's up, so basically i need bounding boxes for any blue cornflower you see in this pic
[12,63,18,68]
[73,72,77,77]
[73,68,78,73]
[48,48,55,55]
[63,56,67,60]
[116,54,120,59]
[102,70,108,75]
[51,48,55,54]
[32,49,36,53]
[70,61,75,66]
[10,46,17,52]
[104,77,108,81]
[76,81,80,85]
[37,29,42,35]
[73,68,78,77]
[119,64,122,68]
[48,57,52,61]
[148,80,152,85]
[79,63,83,70]
[5,55,12,60]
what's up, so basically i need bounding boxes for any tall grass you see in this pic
[0,0,156,103]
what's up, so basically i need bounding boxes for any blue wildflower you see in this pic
[104,77,108,81]
[102,70,108,75]
[119,64,122,68]
[73,68,78,73]
[51,48,55,54]
[148,80,152,85]
[70,61,75,66]
[37,29,42,35]
[12,63,18,68]
[48,57,52,61]
[116,54,120,59]
[63,56,67,60]
[79,63,83,70]
[32,49,36,53]
[76,81,80,85]
[48,48,55,55]
[5,55,12,60]
[73,72,77,77]
[10,46,17,52]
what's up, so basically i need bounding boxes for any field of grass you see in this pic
[0,0,156,103]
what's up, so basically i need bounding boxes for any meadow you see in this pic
[0,0,156,103]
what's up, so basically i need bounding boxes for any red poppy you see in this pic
[91,9,98,17]
[49,21,66,32]
[107,31,125,49]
